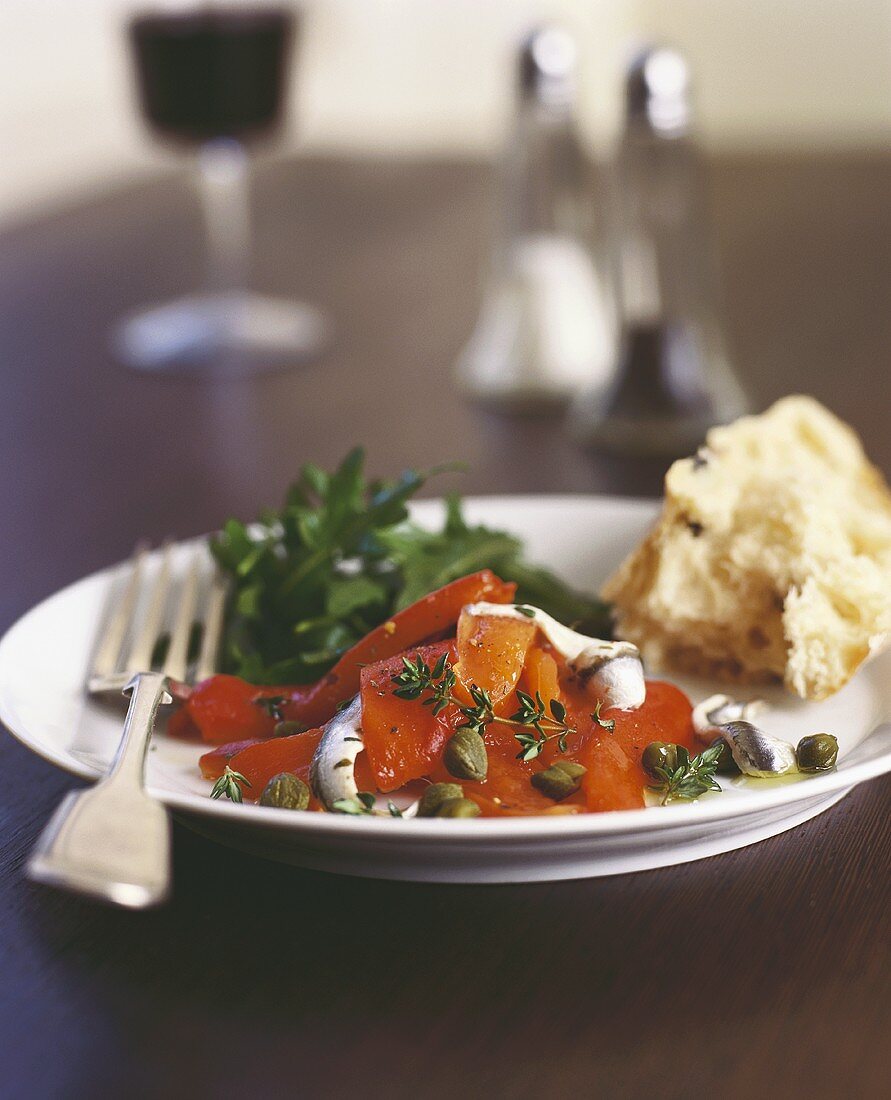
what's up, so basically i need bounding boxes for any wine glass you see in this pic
[115,2,329,374]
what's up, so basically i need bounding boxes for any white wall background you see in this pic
[2,0,891,222]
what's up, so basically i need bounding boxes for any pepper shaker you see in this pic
[570,46,749,454]
[455,26,614,412]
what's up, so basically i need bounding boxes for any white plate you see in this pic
[2,496,891,882]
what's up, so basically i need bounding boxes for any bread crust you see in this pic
[602,396,891,700]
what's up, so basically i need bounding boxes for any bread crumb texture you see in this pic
[602,396,891,700]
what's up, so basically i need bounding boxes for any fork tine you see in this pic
[194,569,228,682]
[90,544,148,683]
[162,549,201,682]
[124,542,173,675]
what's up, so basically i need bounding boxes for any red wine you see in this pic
[130,7,294,143]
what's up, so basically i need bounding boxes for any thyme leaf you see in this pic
[210,765,252,804]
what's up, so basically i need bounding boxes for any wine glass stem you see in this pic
[195,138,252,294]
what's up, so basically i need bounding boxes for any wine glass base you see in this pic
[113,292,330,374]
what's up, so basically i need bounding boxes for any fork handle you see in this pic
[26,672,174,907]
[107,672,173,790]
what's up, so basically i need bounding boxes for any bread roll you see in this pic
[602,396,891,700]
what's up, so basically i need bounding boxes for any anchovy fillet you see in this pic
[464,602,645,710]
[692,694,795,777]
[310,696,364,809]
[720,720,797,778]
[692,693,765,741]
[309,696,419,816]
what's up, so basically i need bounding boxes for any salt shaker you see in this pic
[570,46,749,454]
[455,26,614,411]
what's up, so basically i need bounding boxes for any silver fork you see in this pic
[26,543,228,909]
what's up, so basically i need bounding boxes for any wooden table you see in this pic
[1,153,889,1098]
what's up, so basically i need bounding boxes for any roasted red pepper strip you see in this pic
[226,728,324,795]
[199,738,264,779]
[185,570,516,743]
[187,674,282,744]
[360,641,457,792]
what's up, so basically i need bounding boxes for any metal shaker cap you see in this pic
[625,46,690,136]
[518,26,577,109]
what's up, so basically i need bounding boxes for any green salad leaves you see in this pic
[210,448,612,685]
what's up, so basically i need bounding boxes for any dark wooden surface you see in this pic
[1,153,889,1098]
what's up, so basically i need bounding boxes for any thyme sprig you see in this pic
[648,743,724,805]
[391,655,576,762]
[512,693,574,760]
[210,765,252,803]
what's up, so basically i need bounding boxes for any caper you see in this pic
[531,760,587,801]
[796,733,839,773]
[259,772,311,810]
[443,728,488,782]
[641,741,679,780]
[553,760,587,780]
[273,720,307,738]
[435,797,481,818]
[709,736,741,775]
[417,782,464,817]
